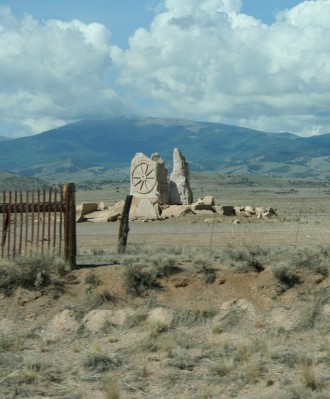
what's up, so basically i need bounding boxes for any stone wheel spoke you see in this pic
[132,162,157,194]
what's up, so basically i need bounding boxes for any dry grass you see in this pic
[0,255,65,297]
[0,235,329,398]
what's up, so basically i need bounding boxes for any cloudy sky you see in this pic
[0,0,329,138]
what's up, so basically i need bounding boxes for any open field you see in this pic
[0,175,329,398]
[74,173,330,265]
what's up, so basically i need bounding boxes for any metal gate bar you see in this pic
[0,184,76,267]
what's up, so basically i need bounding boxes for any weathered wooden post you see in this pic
[64,183,76,269]
[118,195,133,253]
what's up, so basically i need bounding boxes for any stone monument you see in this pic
[130,152,169,204]
[169,148,193,205]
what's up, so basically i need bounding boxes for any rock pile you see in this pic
[234,206,277,219]
[76,149,277,223]
[76,197,277,223]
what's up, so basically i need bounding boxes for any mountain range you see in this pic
[1,115,330,183]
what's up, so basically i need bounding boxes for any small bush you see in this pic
[0,256,65,296]
[272,263,301,288]
[167,349,195,371]
[209,355,237,377]
[247,246,269,258]
[193,257,213,270]
[23,355,42,372]
[297,289,330,332]
[246,257,265,273]
[102,378,121,399]
[224,247,267,273]
[224,248,249,263]
[94,287,118,305]
[173,308,217,327]
[122,263,161,296]
[85,273,101,286]
[151,256,182,277]
[125,311,148,328]
[202,271,217,284]
[298,358,322,391]
[83,353,122,373]
[90,248,105,256]
[217,308,246,331]
[137,335,159,353]
[0,333,24,352]
[211,324,223,334]
[193,257,217,284]
[292,248,329,277]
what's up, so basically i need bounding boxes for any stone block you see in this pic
[76,202,98,222]
[85,209,120,223]
[214,205,234,216]
[136,199,159,220]
[202,196,215,206]
[161,205,193,218]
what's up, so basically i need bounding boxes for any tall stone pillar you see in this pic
[169,148,193,205]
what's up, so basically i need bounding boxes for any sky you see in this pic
[0,0,329,138]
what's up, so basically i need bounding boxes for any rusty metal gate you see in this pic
[0,183,76,267]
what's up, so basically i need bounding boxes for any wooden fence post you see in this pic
[118,195,133,253]
[64,183,76,270]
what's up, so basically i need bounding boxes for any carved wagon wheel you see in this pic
[132,162,157,194]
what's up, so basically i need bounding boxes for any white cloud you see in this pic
[1,1,330,137]
[0,6,129,137]
[112,0,330,135]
